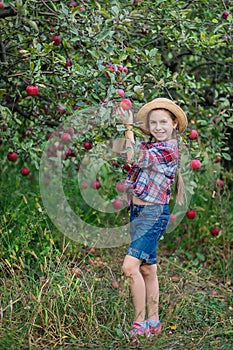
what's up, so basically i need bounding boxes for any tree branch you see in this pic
[3,102,31,119]
[0,34,7,62]
[0,7,17,19]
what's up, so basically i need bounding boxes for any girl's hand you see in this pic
[116,106,134,126]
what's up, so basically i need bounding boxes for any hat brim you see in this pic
[136,98,188,135]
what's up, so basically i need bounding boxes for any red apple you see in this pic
[57,106,66,114]
[0,2,4,9]
[123,66,128,73]
[72,267,82,277]
[116,181,126,192]
[210,227,220,236]
[169,214,176,222]
[215,179,224,188]
[111,281,119,289]
[61,133,71,143]
[186,210,196,219]
[50,35,62,45]
[189,129,198,140]
[65,58,72,67]
[112,160,119,167]
[20,167,30,176]
[74,105,80,110]
[123,162,131,171]
[215,156,221,163]
[112,198,123,210]
[26,85,39,96]
[117,65,124,73]
[46,132,52,140]
[7,152,18,162]
[120,99,132,110]
[57,143,64,151]
[81,181,88,189]
[222,11,230,19]
[117,89,125,97]
[64,148,76,159]
[106,64,115,72]
[68,1,78,7]
[65,127,75,136]
[210,291,217,296]
[83,141,93,150]
[91,179,101,189]
[190,159,201,170]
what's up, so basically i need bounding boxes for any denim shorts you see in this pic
[126,203,170,265]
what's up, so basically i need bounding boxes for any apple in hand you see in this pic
[26,85,39,96]
[120,99,132,110]
[7,152,18,162]
[186,210,196,219]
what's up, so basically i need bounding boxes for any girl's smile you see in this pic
[148,109,178,141]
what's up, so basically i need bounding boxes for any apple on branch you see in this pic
[7,152,18,162]
[20,167,30,176]
[26,85,39,96]
[186,210,197,219]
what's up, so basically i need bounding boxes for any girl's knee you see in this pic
[122,262,133,277]
[122,256,141,277]
[141,264,157,277]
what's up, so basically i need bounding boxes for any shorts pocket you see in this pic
[156,216,169,242]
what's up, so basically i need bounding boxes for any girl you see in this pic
[119,98,187,342]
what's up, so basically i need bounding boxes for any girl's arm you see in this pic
[117,107,135,163]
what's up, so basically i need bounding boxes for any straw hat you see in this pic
[136,98,188,135]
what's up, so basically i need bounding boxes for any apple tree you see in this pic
[0,0,232,253]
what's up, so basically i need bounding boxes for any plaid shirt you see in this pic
[125,139,178,204]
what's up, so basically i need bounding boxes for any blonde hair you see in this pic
[175,132,185,205]
[147,108,185,205]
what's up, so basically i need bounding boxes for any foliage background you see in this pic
[0,0,232,349]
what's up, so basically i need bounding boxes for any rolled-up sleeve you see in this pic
[133,141,178,170]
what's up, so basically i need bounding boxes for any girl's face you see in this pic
[148,109,178,141]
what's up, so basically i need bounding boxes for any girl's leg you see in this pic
[140,264,159,320]
[122,255,146,322]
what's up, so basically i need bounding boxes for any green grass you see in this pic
[0,171,232,349]
[0,243,232,350]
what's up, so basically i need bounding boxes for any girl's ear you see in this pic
[173,120,178,129]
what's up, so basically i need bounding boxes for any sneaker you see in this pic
[149,320,162,334]
[130,321,149,342]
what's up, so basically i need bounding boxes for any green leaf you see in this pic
[222,152,231,161]
[26,20,39,31]
[0,89,6,96]
[196,252,205,261]
[111,6,119,17]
